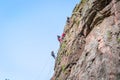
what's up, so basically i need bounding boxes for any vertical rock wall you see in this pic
[51,0,120,80]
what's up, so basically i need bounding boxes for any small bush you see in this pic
[57,55,61,64]
[81,0,87,3]
[117,37,120,43]
[77,19,80,26]
[61,43,66,49]
[65,50,71,56]
[107,31,112,40]
[117,73,120,80]
[61,65,66,72]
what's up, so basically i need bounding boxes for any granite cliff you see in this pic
[51,0,120,80]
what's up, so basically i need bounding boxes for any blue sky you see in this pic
[0,0,80,80]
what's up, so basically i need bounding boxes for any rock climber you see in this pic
[61,33,65,39]
[51,51,56,59]
[57,33,66,43]
[57,35,61,42]
[67,17,70,23]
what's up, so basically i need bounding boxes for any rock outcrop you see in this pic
[51,0,120,80]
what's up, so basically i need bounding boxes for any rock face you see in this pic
[51,0,120,80]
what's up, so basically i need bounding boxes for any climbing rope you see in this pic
[35,56,52,80]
